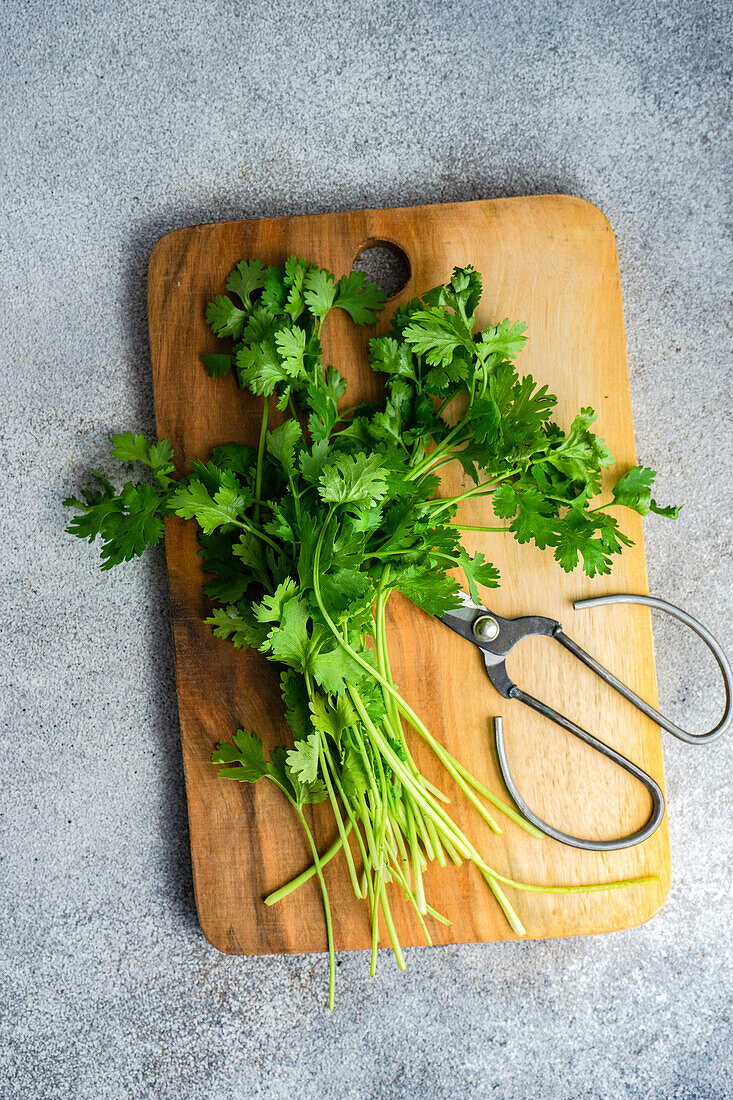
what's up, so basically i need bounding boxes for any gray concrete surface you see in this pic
[1,1,731,1097]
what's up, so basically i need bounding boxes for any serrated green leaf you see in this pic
[303,267,337,319]
[225,258,266,307]
[205,605,268,649]
[318,453,389,507]
[170,480,252,534]
[110,432,150,464]
[213,729,272,783]
[267,419,303,475]
[202,353,234,378]
[206,295,246,338]
[334,271,386,325]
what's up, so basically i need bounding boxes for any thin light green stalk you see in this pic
[389,806,412,885]
[313,555,504,839]
[426,903,453,926]
[313,530,525,932]
[419,776,450,803]
[348,686,483,862]
[426,471,516,517]
[436,748,544,838]
[294,804,337,1009]
[369,730,392,972]
[435,826,463,867]
[375,578,536,835]
[374,591,450,808]
[489,871,660,894]
[228,515,282,554]
[403,788,436,862]
[388,700,503,835]
[480,871,527,936]
[406,422,467,481]
[387,857,433,945]
[406,805,426,914]
[422,811,447,868]
[378,884,406,970]
[451,524,508,533]
[264,828,349,906]
[315,729,363,899]
[321,746,376,914]
[253,394,270,526]
[355,788,384,977]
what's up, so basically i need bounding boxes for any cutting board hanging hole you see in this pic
[351,241,410,299]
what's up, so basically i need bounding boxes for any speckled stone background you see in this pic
[2,2,731,1097]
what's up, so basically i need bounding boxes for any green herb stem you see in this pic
[264,828,350,905]
[254,394,270,525]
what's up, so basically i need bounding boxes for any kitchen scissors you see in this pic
[439,592,732,851]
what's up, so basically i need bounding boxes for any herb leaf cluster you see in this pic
[65,257,672,1007]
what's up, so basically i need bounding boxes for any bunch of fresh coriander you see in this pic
[66,258,675,1007]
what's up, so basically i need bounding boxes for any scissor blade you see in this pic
[438,590,487,644]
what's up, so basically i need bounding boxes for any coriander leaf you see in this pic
[650,500,681,519]
[341,745,370,798]
[310,693,358,743]
[368,336,416,380]
[170,480,252,534]
[303,267,337,319]
[507,487,558,550]
[202,353,234,378]
[467,396,502,445]
[553,511,614,576]
[334,271,387,325]
[206,295,246,338]
[109,433,175,488]
[205,605,268,649]
[147,440,175,484]
[299,439,331,484]
[305,369,346,443]
[225,258,266,307]
[394,566,461,617]
[478,318,528,359]
[213,729,270,782]
[260,265,288,314]
[318,453,389,507]
[237,338,292,395]
[281,670,313,738]
[274,326,307,377]
[92,482,166,569]
[286,732,320,784]
[265,595,311,667]
[64,476,123,545]
[611,465,680,518]
[267,419,303,474]
[210,443,258,480]
[459,550,500,602]
[243,305,277,344]
[283,255,309,321]
[547,407,613,489]
[110,432,150,464]
[402,308,471,367]
[253,578,299,623]
[309,646,362,695]
[319,568,372,618]
[274,745,328,807]
[423,265,483,327]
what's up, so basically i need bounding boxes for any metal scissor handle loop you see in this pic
[570,593,733,744]
[492,592,730,850]
[494,709,666,852]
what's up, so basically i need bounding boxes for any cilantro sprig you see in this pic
[66,257,672,1007]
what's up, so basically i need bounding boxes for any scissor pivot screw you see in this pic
[473,615,500,642]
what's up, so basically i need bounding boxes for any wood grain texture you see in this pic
[148,196,671,956]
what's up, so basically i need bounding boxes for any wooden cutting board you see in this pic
[148,196,670,956]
